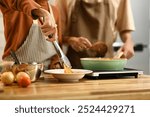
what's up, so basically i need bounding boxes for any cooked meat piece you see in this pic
[87,41,108,57]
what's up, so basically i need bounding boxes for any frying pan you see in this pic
[80,58,127,71]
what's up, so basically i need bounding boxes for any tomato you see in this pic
[18,76,31,88]
[16,72,31,88]
[16,72,30,82]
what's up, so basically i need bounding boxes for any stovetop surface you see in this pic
[86,68,143,78]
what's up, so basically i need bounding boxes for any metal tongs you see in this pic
[39,17,71,68]
[113,50,124,59]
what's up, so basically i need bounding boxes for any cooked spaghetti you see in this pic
[63,64,73,74]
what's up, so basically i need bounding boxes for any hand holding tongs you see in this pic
[39,17,71,68]
[113,50,124,59]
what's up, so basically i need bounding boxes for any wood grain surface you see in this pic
[0,74,150,100]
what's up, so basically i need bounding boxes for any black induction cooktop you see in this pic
[86,68,143,79]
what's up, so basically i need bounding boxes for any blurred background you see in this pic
[126,0,149,74]
[0,0,149,74]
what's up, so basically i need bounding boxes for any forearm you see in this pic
[62,36,73,44]
[120,30,133,43]
[119,30,134,59]
[63,36,79,46]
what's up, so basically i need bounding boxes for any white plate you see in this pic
[44,69,93,82]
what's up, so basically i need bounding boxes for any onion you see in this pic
[1,72,14,85]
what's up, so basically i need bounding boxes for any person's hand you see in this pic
[40,15,57,42]
[32,8,56,41]
[68,37,92,52]
[118,39,134,59]
[119,31,135,59]
[49,54,61,69]
[87,41,108,57]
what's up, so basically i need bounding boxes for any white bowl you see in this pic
[44,69,93,82]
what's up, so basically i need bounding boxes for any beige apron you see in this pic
[67,0,115,68]
[4,4,57,69]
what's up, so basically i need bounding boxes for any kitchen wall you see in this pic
[125,0,150,74]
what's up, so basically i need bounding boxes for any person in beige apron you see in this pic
[66,0,115,68]
[3,3,60,70]
[57,0,135,69]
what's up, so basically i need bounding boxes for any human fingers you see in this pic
[116,47,126,58]
[38,11,56,28]
[41,23,57,29]
[41,26,56,33]
[79,44,87,50]
[44,14,56,27]
[46,37,55,42]
[75,41,87,52]
[44,29,56,37]
[77,40,88,50]
[124,50,134,59]
[119,46,134,59]
[46,33,56,42]
[80,37,92,48]
[73,37,91,52]
[68,37,82,52]
[71,43,83,52]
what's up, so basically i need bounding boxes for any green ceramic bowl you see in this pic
[80,58,127,71]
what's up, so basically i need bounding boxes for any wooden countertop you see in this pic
[0,74,150,100]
